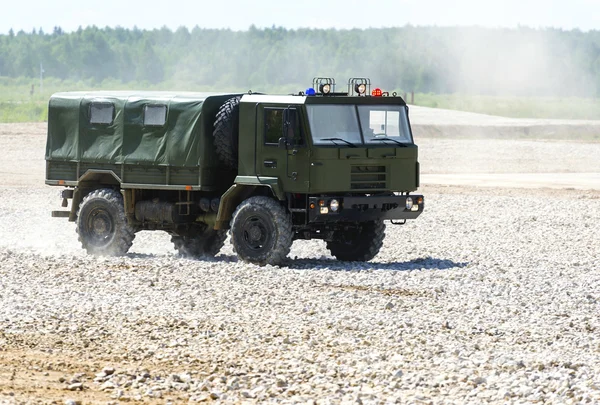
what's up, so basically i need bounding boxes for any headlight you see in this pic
[330,199,340,212]
[405,197,413,210]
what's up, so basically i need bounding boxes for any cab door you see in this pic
[256,105,309,193]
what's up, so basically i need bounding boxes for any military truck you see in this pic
[46,78,424,266]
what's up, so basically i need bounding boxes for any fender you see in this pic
[214,176,283,230]
[68,170,122,221]
[77,169,121,185]
[234,176,284,200]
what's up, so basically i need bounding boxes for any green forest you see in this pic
[1,25,600,121]
[2,25,600,94]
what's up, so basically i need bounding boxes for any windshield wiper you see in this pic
[370,137,409,147]
[320,138,358,148]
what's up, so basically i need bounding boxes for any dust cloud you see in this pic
[171,26,598,98]
[443,27,596,97]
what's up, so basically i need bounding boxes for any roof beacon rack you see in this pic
[313,77,336,95]
[348,77,371,96]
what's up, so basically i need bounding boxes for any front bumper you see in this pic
[308,195,424,223]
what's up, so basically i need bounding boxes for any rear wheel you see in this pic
[230,196,293,266]
[76,188,135,256]
[327,220,385,262]
[172,230,227,258]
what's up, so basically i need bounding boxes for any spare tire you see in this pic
[213,96,241,169]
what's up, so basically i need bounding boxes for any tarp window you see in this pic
[90,103,114,125]
[144,104,167,127]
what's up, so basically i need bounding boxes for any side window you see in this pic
[264,108,284,145]
[144,105,167,126]
[90,102,114,125]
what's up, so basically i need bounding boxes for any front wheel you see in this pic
[76,188,135,256]
[327,220,385,262]
[230,196,293,266]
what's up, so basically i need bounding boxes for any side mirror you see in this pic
[278,137,288,149]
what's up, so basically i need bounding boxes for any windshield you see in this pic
[307,104,413,146]
[358,106,413,144]
[306,105,362,145]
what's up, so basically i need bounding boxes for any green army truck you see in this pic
[46,78,424,266]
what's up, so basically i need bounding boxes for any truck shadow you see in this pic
[285,256,469,272]
[127,253,467,272]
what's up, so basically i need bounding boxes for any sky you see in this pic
[1,0,599,34]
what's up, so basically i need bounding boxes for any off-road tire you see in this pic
[76,188,135,256]
[213,96,241,169]
[327,220,385,262]
[171,230,228,258]
[230,196,293,266]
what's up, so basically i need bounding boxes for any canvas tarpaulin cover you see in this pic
[45,91,220,167]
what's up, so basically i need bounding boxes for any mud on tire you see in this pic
[213,96,241,169]
[327,220,385,262]
[230,196,293,266]
[76,188,135,256]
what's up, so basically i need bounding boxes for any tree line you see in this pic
[1,25,599,96]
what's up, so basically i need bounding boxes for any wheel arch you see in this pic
[215,181,283,230]
[69,170,122,221]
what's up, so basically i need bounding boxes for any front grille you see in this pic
[350,165,387,190]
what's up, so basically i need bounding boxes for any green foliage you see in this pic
[1,25,600,122]
[1,25,600,96]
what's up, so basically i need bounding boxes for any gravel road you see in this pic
[0,119,599,404]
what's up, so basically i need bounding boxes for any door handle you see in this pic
[345,154,361,159]
[263,160,277,168]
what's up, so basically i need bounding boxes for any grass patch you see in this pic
[0,102,47,123]
[2,76,600,122]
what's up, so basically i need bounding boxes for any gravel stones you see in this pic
[66,383,84,391]
[1,184,598,403]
